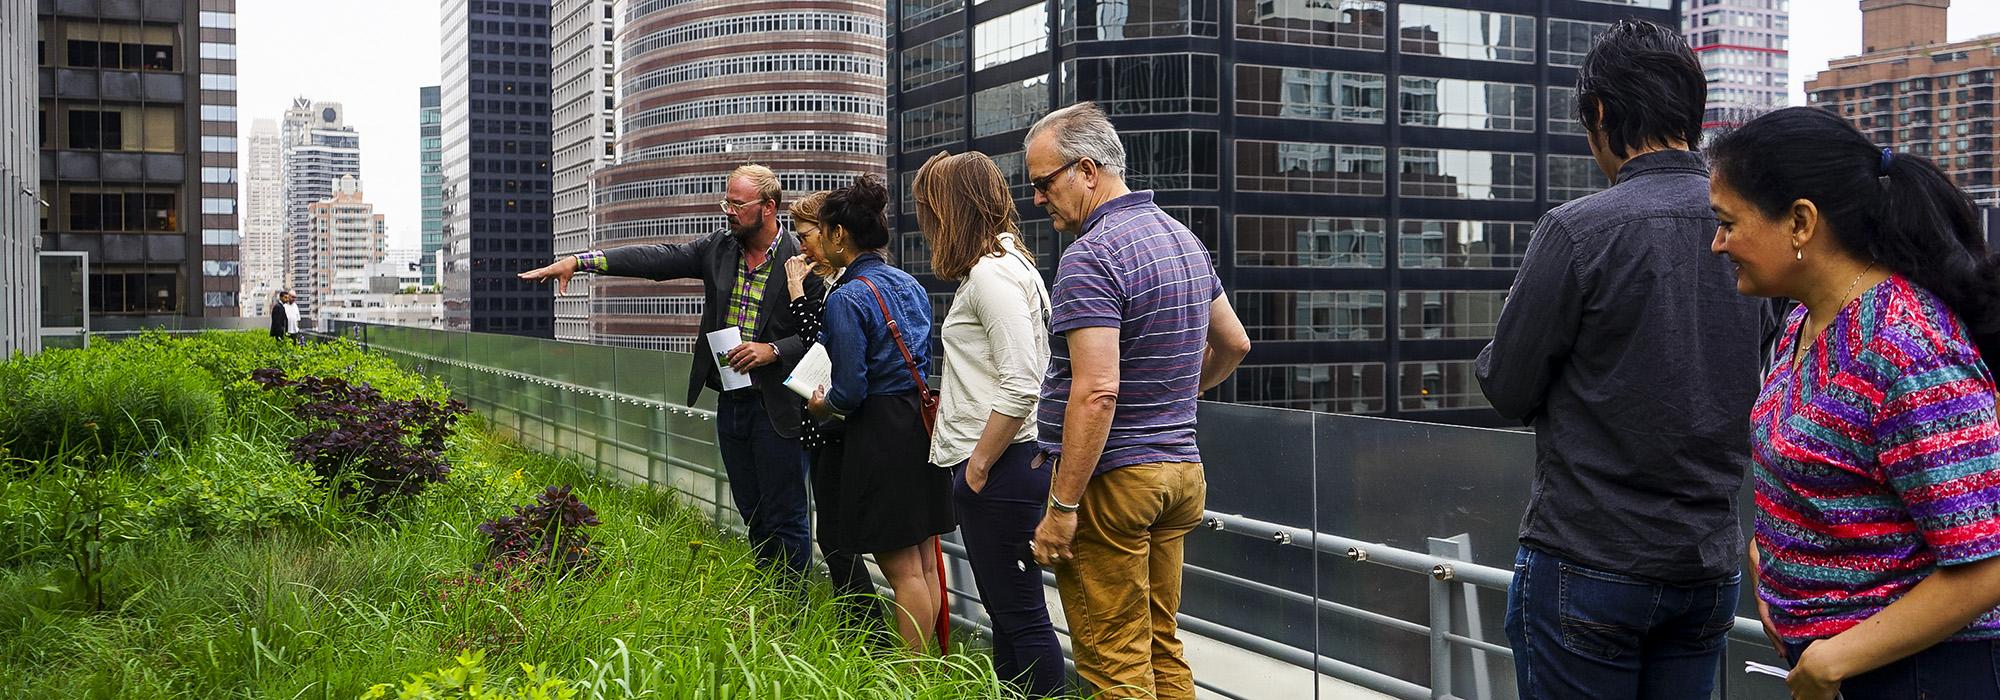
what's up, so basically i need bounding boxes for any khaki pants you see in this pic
[1055,461,1206,700]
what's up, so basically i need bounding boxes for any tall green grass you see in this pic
[0,334,1036,699]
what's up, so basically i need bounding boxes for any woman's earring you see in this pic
[1795,249,1803,261]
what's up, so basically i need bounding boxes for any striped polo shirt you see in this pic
[1753,275,2000,643]
[1038,191,1221,475]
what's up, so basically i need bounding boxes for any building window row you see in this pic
[623,93,886,133]
[1235,216,1386,269]
[972,76,1049,138]
[1400,76,1536,132]
[1399,148,1536,201]
[1060,0,1219,43]
[1236,65,1385,123]
[198,11,236,29]
[902,0,961,30]
[591,295,705,316]
[1236,363,1386,414]
[1063,53,1220,116]
[200,105,238,123]
[974,3,1048,71]
[900,31,964,92]
[1238,290,1385,342]
[595,216,727,244]
[1236,141,1387,196]
[595,333,698,353]
[200,73,237,91]
[63,189,180,232]
[59,23,176,71]
[201,167,238,184]
[622,12,885,61]
[1122,130,1221,191]
[1234,0,1385,51]
[60,106,179,152]
[597,172,859,206]
[626,53,885,96]
[199,42,237,61]
[624,132,887,164]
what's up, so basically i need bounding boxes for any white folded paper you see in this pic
[705,326,754,391]
[1743,661,1788,679]
[784,343,833,401]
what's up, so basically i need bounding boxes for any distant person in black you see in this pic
[1475,20,1772,699]
[269,291,300,343]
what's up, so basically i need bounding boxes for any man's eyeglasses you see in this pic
[720,197,765,214]
[1030,159,1083,194]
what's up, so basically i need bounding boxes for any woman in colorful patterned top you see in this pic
[1709,106,2000,699]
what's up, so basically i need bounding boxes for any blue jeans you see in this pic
[951,441,1065,698]
[1783,638,2000,699]
[1505,546,1738,699]
[715,391,812,577]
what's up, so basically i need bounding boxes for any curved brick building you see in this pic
[589,0,888,351]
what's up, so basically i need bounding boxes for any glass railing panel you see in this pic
[1183,402,1320,696]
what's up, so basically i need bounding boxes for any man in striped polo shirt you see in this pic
[1025,102,1252,699]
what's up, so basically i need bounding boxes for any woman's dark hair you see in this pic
[1575,19,1705,157]
[1708,106,2000,362]
[820,174,892,251]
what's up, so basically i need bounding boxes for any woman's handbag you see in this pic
[855,276,940,434]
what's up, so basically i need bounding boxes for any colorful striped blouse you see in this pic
[1753,275,2000,643]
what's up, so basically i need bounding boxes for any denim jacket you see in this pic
[821,253,933,416]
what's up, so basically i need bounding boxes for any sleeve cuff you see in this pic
[575,250,609,273]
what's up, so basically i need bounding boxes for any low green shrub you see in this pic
[0,346,223,465]
[362,650,578,700]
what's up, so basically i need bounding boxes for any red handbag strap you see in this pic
[855,276,931,397]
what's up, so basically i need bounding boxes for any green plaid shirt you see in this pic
[726,236,781,341]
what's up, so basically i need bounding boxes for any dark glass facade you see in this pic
[440,0,555,336]
[888,0,1674,425]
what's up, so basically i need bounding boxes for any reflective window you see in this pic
[624,13,885,60]
[1398,148,1535,200]
[1237,290,1386,342]
[1234,0,1384,50]
[1548,155,1612,203]
[198,11,235,29]
[1060,0,1219,43]
[1161,206,1221,265]
[1398,360,1491,411]
[624,93,885,133]
[1236,65,1384,123]
[200,73,237,91]
[1547,87,1587,135]
[1399,291,1504,340]
[1400,76,1536,132]
[1063,54,1219,115]
[902,97,965,152]
[1398,5,1534,64]
[1548,19,1611,68]
[988,151,1035,200]
[1237,141,1386,196]
[1579,0,1669,10]
[974,76,1050,138]
[1235,216,1385,268]
[975,4,1048,70]
[1120,130,1220,191]
[903,0,961,29]
[1397,219,1534,270]
[1236,363,1387,414]
[901,32,964,92]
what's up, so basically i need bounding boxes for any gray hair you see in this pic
[1023,102,1126,179]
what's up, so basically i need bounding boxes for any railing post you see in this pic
[1429,533,1494,700]
[1427,536,1456,700]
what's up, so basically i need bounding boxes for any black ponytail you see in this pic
[1708,106,2000,363]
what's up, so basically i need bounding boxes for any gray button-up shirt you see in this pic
[1477,149,1774,585]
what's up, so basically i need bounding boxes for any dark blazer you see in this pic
[602,227,823,438]
[269,302,291,339]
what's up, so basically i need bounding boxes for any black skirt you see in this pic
[824,391,954,554]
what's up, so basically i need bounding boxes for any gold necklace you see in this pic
[1793,261,1878,369]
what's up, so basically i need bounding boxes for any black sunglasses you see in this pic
[1030,159,1083,193]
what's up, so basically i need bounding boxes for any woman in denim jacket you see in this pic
[804,175,954,654]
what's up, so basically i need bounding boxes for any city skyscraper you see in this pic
[550,0,616,342]
[37,0,243,321]
[304,174,386,318]
[1684,0,1791,132]
[419,86,444,288]
[241,118,284,316]
[889,0,1672,425]
[439,0,556,336]
[1808,0,1999,207]
[589,0,887,351]
[280,98,361,319]
[2,0,35,355]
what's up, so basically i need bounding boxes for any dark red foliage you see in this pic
[476,484,601,578]
[253,368,468,505]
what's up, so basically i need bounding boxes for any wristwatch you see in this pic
[1049,495,1081,514]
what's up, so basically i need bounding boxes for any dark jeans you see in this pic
[715,391,811,577]
[952,441,1065,698]
[1784,638,2000,699]
[810,438,879,626]
[1505,546,1738,699]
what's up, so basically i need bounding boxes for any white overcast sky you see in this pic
[230,1,2000,252]
[235,0,440,251]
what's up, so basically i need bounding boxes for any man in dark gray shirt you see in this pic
[1477,20,1770,699]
